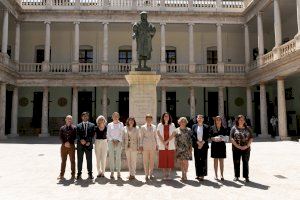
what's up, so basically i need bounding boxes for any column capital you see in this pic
[44,21,51,25]
[216,23,223,27]
[259,81,266,86]
[244,23,249,28]
[257,11,264,16]
[188,23,195,26]
[160,22,166,26]
[102,21,109,25]
[73,21,80,25]
[276,76,286,80]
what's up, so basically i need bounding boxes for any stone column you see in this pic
[188,23,195,73]
[44,21,51,63]
[131,22,137,68]
[297,0,300,34]
[14,21,20,63]
[277,77,288,140]
[190,87,195,119]
[218,87,225,117]
[1,10,9,55]
[246,86,253,127]
[40,87,49,137]
[217,23,224,73]
[10,86,18,137]
[73,22,80,73]
[72,86,78,125]
[274,0,282,47]
[102,86,108,119]
[273,0,282,60]
[161,87,166,116]
[102,22,109,73]
[257,11,265,66]
[260,83,269,137]
[0,83,7,140]
[160,23,167,73]
[295,0,300,49]
[43,21,51,72]
[244,24,250,72]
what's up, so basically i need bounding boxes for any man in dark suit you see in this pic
[76,112,95,180]
[191,114,210,181]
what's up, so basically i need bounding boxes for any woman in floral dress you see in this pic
[168,117,193,181]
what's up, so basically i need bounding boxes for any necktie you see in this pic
[84,123,87,137]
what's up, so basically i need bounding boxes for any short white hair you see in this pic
[178,117,188,124]
[96,115,107,125]
[65,115,72,120]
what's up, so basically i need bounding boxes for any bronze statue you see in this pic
[132,11,156,71]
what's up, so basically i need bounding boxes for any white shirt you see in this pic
[107,122,124,142]
[197,125,203,141]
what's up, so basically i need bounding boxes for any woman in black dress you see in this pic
[210,116,228,180]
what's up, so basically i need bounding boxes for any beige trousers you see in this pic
[125,150,138,176]
[143,150,155,176]
[94,139,108,174]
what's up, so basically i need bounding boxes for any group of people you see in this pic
[58,111,253,183]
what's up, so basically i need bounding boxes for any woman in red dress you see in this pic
[157,112,176,179]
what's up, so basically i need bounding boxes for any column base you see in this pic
[8,133,18,138]
[0,135,7,140]
[101,63,109,73]
[275,136,291,141]
[72,63,79,73]
[39,133,50,138]
[257,134,271,139]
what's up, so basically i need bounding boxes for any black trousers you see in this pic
[77,143,93,175]
[232,149,250,178]
[194,148,208,177]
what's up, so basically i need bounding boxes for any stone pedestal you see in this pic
[125,71,161,125]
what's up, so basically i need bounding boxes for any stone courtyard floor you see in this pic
[0,137,299,200]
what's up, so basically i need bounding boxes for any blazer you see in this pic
[140,124,157,151]
[123,126,140,151]
[157,123,176,150]
[191,124,210,150]
[76,122,95,149]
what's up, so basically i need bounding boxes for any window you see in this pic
[118,50,132,63]
[35,45,51,63]
[207,47,217,64]
[79,49,93,63]
[36,49,44,63]
[166,50,176,64]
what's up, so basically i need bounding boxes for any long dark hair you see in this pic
[161,112,172,125]
[126,116,137,127]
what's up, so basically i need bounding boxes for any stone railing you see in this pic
[262,51,274,65]
[79,63,101,73]
[193,0,216,8]
[259,39,297,67]
[49,63,72,72]
[19,63,42,72]
[195,64,218,73]
[222,0,244,8]
[19,0,246,11]
[280,39,296,58]
[224,64,245,73]
[249,60,257,71]
[166,63,189,73]
[108,63,132,73]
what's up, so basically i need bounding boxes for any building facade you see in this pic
[0,0,300,139]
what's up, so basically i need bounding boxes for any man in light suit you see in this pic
[76,112,95,180]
